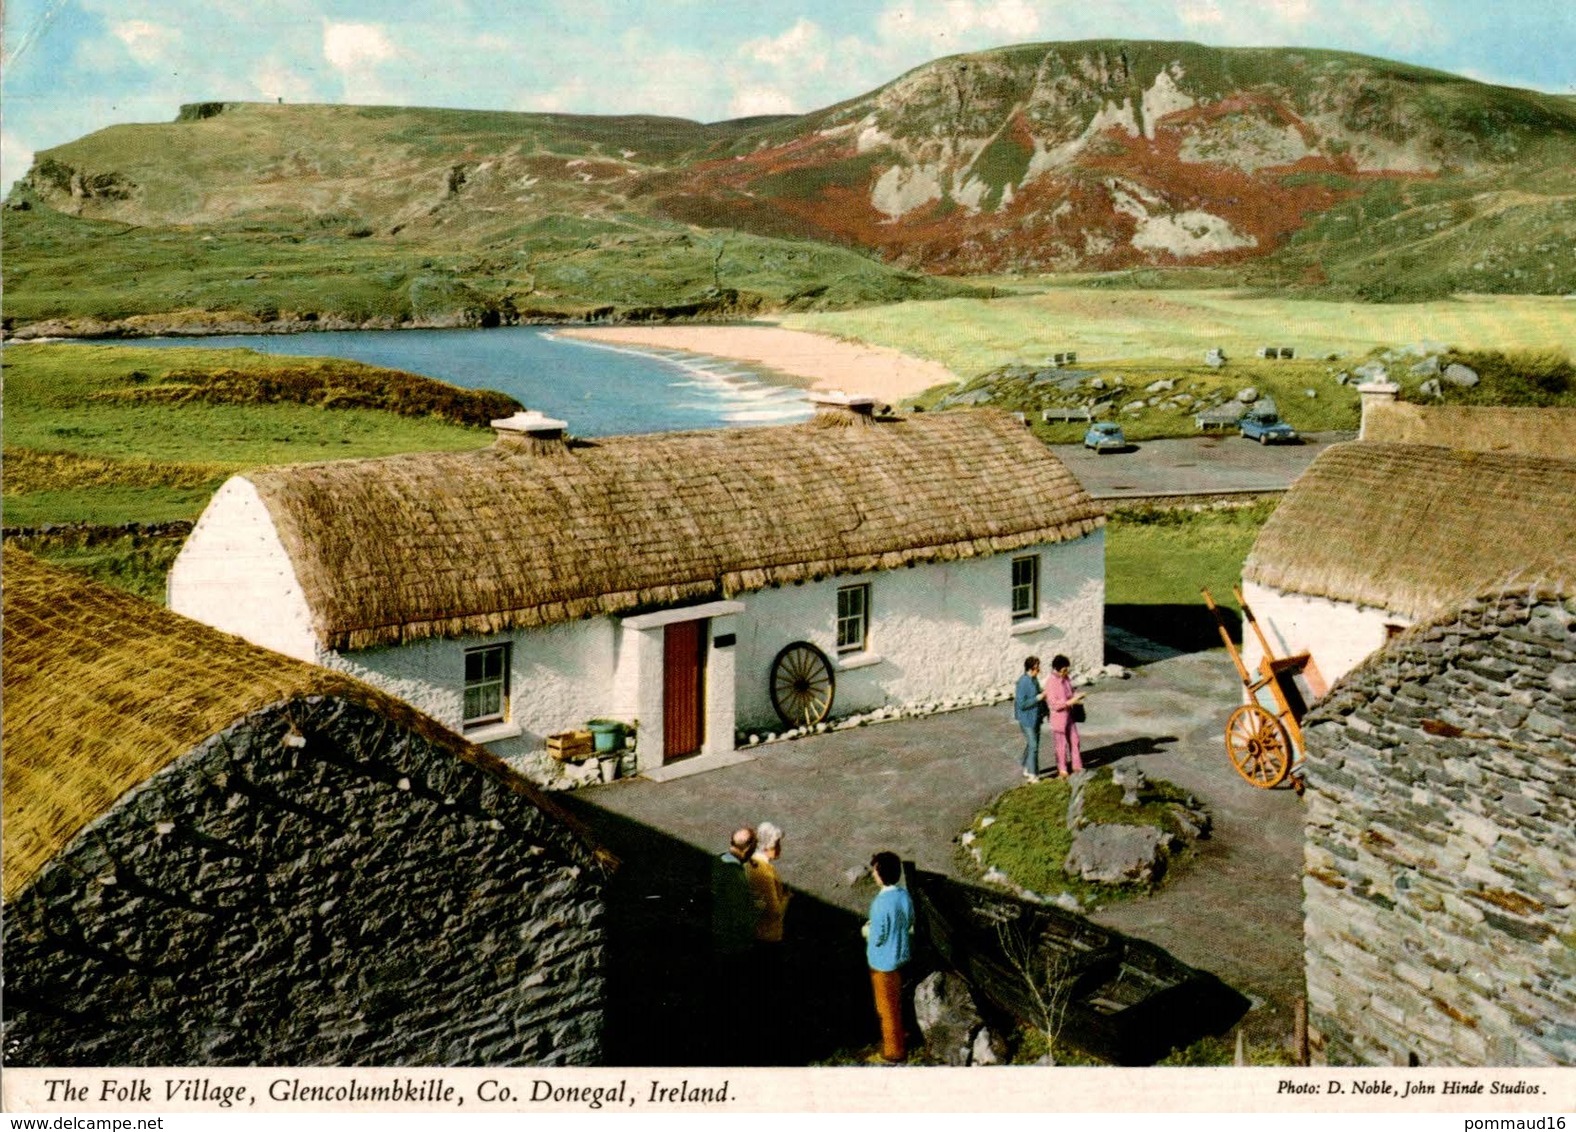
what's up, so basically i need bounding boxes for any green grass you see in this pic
[911,355,1362,438]
[3,343,496,524]
[7,529,186,605]
[1104,502,1277,649]
[784,288,1576,380]
[965,768,1206,905]
[1106,502,1276,609]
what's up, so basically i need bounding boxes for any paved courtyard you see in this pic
[564,643,1307,1062]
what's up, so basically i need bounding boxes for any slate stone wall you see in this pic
[2,695,606,1066]
[1301,591,1575,1067]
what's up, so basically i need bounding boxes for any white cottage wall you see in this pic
[323,620,615,762]
[1240,580,1408,697]
[167,477,318,663]
[733,534,1104,731]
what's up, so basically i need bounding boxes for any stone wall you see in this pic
[1301,590,1575,1067]
[2,695,606,1066]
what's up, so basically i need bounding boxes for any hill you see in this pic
[6,40,1575,333]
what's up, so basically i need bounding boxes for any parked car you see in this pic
[1083,421,1128,452]
[1239,414,1299,444]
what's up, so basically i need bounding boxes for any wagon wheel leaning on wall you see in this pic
[769,641,835,728]
[1224,703,1292,788]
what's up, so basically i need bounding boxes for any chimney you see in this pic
[491,410,570,454]
[809,390,880,428]
[1354,380,1399,441]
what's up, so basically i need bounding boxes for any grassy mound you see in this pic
[965,768,1206,905]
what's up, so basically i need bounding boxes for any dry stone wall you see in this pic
[2,695,606,1066]
[1301,590,1575,1066]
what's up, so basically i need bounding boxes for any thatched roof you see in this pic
[243,409,1104,651]
[1,548,604,903]
[1244,443,1576,621]
[1363,401,1576,460]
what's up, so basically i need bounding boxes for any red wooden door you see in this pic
[663,619,707,760]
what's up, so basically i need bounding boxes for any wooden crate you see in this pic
[547,730,594,761]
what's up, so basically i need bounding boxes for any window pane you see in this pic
[464,644,509,725]
[837,585,868,652]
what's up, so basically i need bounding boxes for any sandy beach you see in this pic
[556,325,959,404]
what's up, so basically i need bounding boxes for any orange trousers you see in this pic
[870,968,905,1061]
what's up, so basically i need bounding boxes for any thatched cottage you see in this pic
[169,402,1105,769]
[2,548,609,1066]
[1300,585,1575,1066]
[1239,442,1576,695]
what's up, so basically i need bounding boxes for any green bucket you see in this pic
[588,720,624,753]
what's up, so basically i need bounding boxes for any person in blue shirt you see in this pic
[1014,655,1049,781]
[862,850,915,1063]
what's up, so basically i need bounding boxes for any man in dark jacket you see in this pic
[1014,655,1048,781]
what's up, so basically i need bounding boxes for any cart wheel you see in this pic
[770,641,835,728]
[1225,703,1292,788]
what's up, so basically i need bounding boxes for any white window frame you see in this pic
[1011,554,1040,621]
[463,643,510,729]
[836,583,870,655]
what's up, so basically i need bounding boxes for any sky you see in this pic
[3,0,1574,194]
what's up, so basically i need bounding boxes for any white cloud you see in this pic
[1176,0,1226,28]
[110,19,184,65]
[323,21,400,73]
[743,19,827,71]
[729,86,799,118]
[876,0,1041,52]
[2,129,36,195]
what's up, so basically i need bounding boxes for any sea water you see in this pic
[115,325,813,437]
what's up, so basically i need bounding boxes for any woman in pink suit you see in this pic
[1043,654,1085,778]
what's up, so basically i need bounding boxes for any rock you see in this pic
[1099,663,1129,680]
[1419,378,1443,398]
[1409,356,1441,377]
[1111,758,1146,806]
[1304,388,1318,398]
[1087,377,1106,390]
[1123,400,1147,412]
[1443,363,1480,388]
[1065,824,1170,886]
[1353,361,1388,381]
[970,1026,1008,1066]
[915,971,991,1066]
[1145,379,1175,393]
[1335,371,1350,385]
[1236,387,1259,403]
[1204,347,1226,367]
[1052,893,1082,913]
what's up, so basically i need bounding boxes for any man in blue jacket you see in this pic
[1014,655,1048,781]
[863,850,914,1063]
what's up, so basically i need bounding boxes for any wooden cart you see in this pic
[1201,587,1309,791]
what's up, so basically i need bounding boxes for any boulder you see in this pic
[1419,378,1443,399]
[1235,387,1259,403]
[1409,356,1441,377]
[1335,371,1350,385]
[1353,361,1388,381]
[1145,379,1176,393]
[1443,363,1480,388]
[1064,824,1170,886]
[970,1026,1009,1066]
[1304,388,1318,398]
[915,971,991,1066]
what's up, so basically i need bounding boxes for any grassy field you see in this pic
[1104,503,1276,648]
[3,343,497,525]
[784,289,1576,379]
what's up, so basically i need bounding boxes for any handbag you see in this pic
[1070,702,1086,724]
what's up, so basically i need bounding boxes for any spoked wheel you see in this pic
[1225,703,1293,788]
[770,641,835,728]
